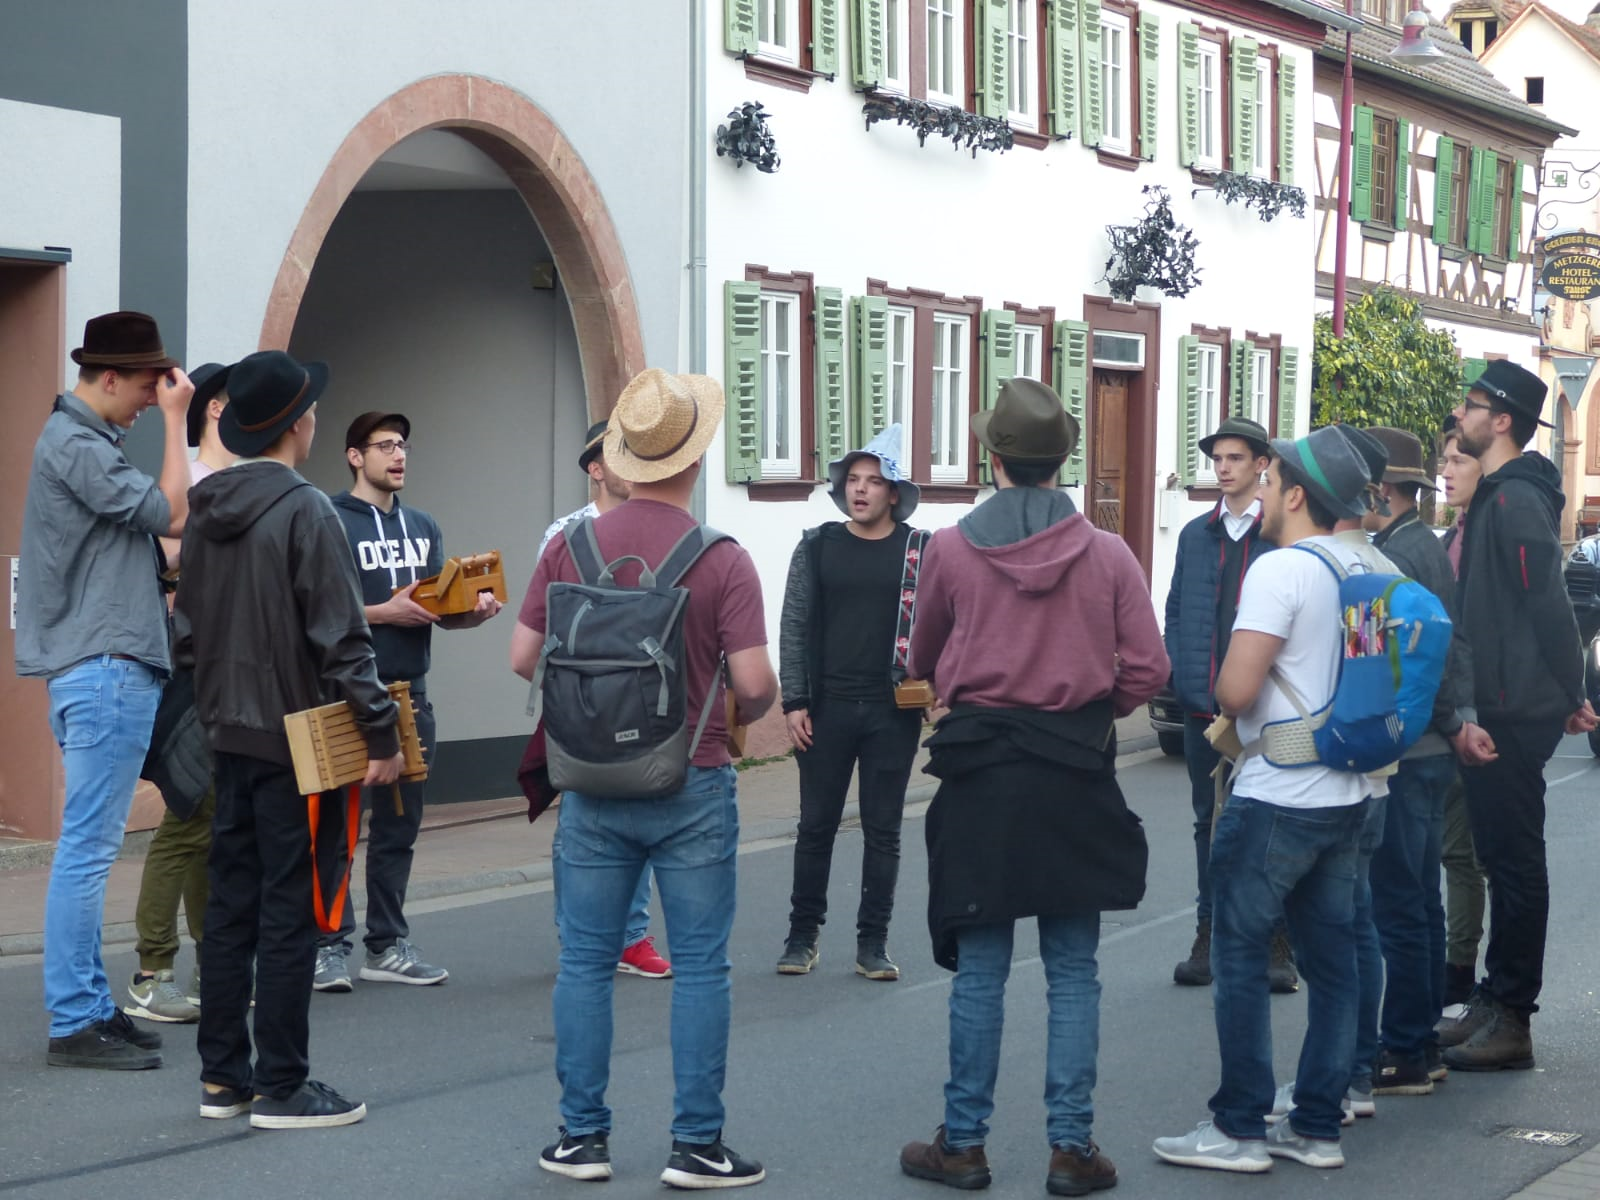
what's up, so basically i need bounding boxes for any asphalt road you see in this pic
[3,744,1599,1199]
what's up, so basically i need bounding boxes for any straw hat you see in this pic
[602,368,725,483]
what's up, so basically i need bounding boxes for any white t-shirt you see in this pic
[1230,534,1372,810]
[537,500,598,563]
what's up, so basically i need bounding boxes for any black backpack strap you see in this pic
[656,524,734,589]
[567,518,607,586]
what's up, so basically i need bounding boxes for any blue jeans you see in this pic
[943,914,1102,1152]
[552,766,738,1141]
[552,825,654,948]
[44,656,163,1037]
[1371,754,1453,1056]
[1209,795,1366,1142]
[1183,714,1222,922]
[1350,793,1386,1090]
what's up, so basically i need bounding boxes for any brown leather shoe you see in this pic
[1048,1141,1118,1195]
[1435,988,1495,1048]
[900,1126,991,1190]
[1442,1001,1535,1071]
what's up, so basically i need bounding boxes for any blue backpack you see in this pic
[1255,542,1452,774]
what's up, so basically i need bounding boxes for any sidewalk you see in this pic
[0,713,1160,956]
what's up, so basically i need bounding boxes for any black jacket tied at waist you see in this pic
[923,703,1148,971]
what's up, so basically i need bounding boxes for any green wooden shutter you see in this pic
[1462,356,1488,386]
[814,287,848,470]
[1431,135,1454,245]
[724,0,758,55]
[1138,13,1159,160]
[1229,37,1258,173]
[724,281,763,483]
[1277,56,1296,184]
[1481,150,1500,255]
[1277,347,1299,439]
[1048,0,1081,138]
[1229,339,1255,417]
[975,0,1011,118]
[1177,23,1200,167]
[1055,321,1089,486]
[813,0,841,75]
[1506,160,1524,259]
[1393,118,1410,232]
[851,295,889,444]
[1351,105,1374,223]
[979,309,1017,484]
[1080,0,1104,147]
[1468,146,1490,253]
[1177,334,1201,486]
[852,0,886,88]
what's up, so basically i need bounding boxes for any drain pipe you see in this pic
[689,0,709,522]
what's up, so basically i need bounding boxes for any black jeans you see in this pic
[318,690,437,956]
[199,751,322,1099]
[788,699,921,942]
[1460,718,1565,1013]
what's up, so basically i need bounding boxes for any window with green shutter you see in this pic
[1277,347,1299,439]
[1468,146,1497,255]
[724,281,764,483]
[1080,0,1104,147]
[979,309,1016,484]
[1229,37,1258,174]
[814,287,848,468]
[728,1,840,75]
[1139,13,1159,160]
[1176,22,1200,167]
[1431,134,1454,245]
[1277,55,1296,184]
[1506,160,1524,260]
[1176,333,1202,486]
[852,0,887,88]
[725,0,759,55]
[975,0,1011,118]
[1049,0,1081,138]
[1351,105,1374,223]
[851,295,890,445]
[1055,320,1089,487]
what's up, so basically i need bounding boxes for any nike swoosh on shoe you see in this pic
[690,1153,735,1174]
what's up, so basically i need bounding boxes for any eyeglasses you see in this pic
[361,439,410,456]
[1459,399,1495,415]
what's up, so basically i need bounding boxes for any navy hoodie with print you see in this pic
[331,491,444,684]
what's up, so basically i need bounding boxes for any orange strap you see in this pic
[309,784,361,934]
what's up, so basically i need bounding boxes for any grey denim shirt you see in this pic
[14,394,172,679]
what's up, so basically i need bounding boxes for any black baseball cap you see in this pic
[345,411,411,451]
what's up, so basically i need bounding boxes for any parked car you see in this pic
[1148,680,1185,757]
[1564,536,1600,756]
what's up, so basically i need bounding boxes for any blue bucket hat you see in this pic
[828,423,920,523]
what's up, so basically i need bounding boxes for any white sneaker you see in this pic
[1153,1120,1272,1173]
[1265,1121,1345,1168]
[1265,1081,1358,1127]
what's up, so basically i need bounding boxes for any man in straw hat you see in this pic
[512,368,777,1188]
[1154,426,1380,1174]
[176,349,403,1130]
[17,311,194,1071]
[1435,361,1595,1071]
[899,378,1167,1196]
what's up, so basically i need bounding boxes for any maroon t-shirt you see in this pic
[519,499,766,767]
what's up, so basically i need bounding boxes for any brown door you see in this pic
[1090,370,1129,537]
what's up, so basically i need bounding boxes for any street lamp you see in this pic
[1390,0,1446,60]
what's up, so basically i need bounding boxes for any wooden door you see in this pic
[1090,370,1129,536]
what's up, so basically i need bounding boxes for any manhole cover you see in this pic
[1495,1127,1583,1148]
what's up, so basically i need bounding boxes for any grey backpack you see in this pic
[529,517,731,799]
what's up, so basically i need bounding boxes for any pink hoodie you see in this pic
[908,503,1169,716]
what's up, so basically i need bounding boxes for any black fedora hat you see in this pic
[218,351,329,457]
[973,377,1079,462]
[1199,416,1272,460]
[1469,359,1552,428]
[578,419,609,473]
[186,362,230,448]
[71,311,180,371]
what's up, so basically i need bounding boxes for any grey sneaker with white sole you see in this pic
[360,938,448,985]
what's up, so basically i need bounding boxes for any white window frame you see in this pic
[1251,58,1273,180]
[1196,41,1223,171]
[1249,348,1274,429]
[930,312,970,483]
[926,0,964,106]
[758,291,802,478]
[1194,343,1223,482]
[1014,323,1044,383]
[883,0,912,92]
[887,306,915,432]
[756,0,799,61]
[1092,331,1145,369]
[1100,10,1132,156]
[1007,0,1037,130]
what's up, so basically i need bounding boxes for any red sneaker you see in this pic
[618,936,673,979]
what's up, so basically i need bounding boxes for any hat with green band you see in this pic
[1269,426,1370,521]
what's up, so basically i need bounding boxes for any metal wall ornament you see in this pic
[861,95,1015,157]
[1100,185,1203,302]
[1197,170,1308,222]
[715,101,781,173]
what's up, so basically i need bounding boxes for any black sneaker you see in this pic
[776,935,818,976]
[1426,1044,1448,1082]
[47,1021,161,1071]
[249,1079,367,1129]
[661,1135,766,1189]
[539,1127,613,1181]
[199,1083,253,1120]
[855,938,900,981]
[1371,1049,1435,1095]
[106,1008,163,1050]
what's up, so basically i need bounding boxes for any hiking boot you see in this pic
[899,1126,991,1189]
[1265,1081,1356,1128]
[1443,962,1475,1008]
[1152,1120,1271,1173]
[1435,986,1494,1047]
[1267,931,1299,994]
[199,1083,252,1120]
[360,938,448,986]
[47,1020,162,1071]
[856,938,900,981]
[776,934,819,975]
[249,1080,367,1129]
[1173,919,1212,986]
[1047,1141,1118,1196]
[618,935,673,978]
[539,1126,613,1181]
[1426,1045,1448,1081]
[661,1134,765,1189]
[1264,1122,1344,1169]
[1442,1000,1534,1072]
[127,969,200,1023]
[313,945,353,993]
[1371,1050,1434,1095]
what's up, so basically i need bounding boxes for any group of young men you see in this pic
[21,309,1590,1190]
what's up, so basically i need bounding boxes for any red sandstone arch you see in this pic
[259,74,644,417]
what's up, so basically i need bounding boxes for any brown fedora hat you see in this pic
[973,377,1079,462]
[602,368,725,484]
[70,311,180,371]
[1364,426,1437,489]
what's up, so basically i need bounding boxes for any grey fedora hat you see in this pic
[973,377,1078,461]
[1270,427,1371,521]
[1199,416,1272,460]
